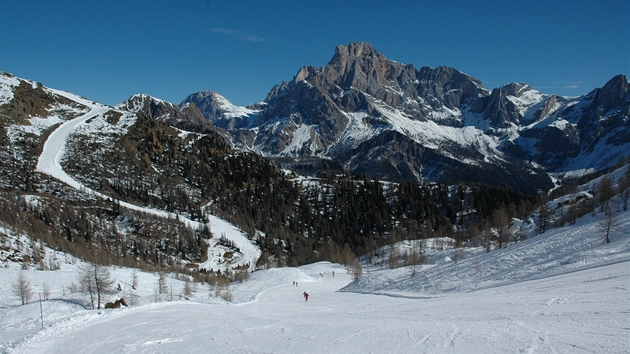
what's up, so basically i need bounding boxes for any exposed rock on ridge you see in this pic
[113,44,630,194]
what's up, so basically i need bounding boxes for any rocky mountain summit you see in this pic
[0,53,628,272]
[175,42,628,195]
[8,41,626,196]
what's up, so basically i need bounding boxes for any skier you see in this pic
[303,291,309,301]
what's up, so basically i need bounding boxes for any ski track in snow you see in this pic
[32,97,260,273]
[1,260,627,353]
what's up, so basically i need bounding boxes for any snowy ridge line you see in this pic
[34,98,260,272]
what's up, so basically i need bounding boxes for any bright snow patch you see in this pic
[1,209,628,353]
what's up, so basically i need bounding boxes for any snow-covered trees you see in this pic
[12,271,33,305]
[182,277,196,299]
[220,288,233,303]
[42,281,51,300]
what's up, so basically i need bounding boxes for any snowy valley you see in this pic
[0,41,629,353]
[1,197,628,353]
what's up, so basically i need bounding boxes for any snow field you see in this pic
[2,258,627,353]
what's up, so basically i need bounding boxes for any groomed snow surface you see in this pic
[1,209,628,354]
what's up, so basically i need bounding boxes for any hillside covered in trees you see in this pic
[1,72,628,277]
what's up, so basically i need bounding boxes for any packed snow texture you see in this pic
[1,208,628,353]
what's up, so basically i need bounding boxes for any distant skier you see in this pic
[332,271,335,277]
[303,291,309,301]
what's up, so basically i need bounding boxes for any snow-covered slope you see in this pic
[344,211,629,297]
[10,74,262,274]
[1,207,628,353]
[178,43,629,194]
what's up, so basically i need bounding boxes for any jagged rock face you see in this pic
[252,79,350,156]
[416,65,486,111]
[580,75,630,142]
[182,91,225,122]
[118,94,214,134]
[236,43,554,193]
[290,43,487,122]
[347,130,426,182]
[109,44,629,194]
[594,74,629,112]
[180,91,258,130]
[482,87,521,127]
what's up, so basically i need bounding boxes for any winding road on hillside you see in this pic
[34,95,260,271]
[36,104,108,189]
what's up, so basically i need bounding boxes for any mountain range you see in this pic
[1,42,629,353]
[156,42,627,195]
[1,41,629,272]
[3,42,629,197]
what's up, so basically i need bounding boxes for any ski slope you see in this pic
[33,95,260,272]
[1,209,628,353]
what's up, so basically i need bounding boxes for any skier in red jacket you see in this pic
[303,291,309,301]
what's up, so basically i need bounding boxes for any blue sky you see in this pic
[1,0,628,107]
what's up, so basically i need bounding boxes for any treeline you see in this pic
[211,172,535,268]
[63,113,285,222]
[0,188,211,270]
[64,112,538,268]
[2,110,538,271]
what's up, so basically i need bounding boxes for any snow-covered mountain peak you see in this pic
[180,90,259,129]
[115,93,172,112]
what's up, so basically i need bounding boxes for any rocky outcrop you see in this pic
[241,43,629,193]
[112,44,630,194]
[118,94,214,134]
